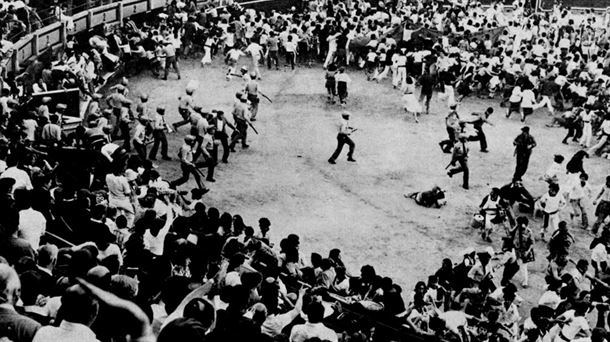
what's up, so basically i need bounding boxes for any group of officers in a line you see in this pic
[105,73,262,192]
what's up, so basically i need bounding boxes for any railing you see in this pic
[6,0,215,73]
[5,0,297,74]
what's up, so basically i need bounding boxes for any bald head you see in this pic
[0,264,21,305]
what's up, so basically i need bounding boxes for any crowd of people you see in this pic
[0,0,610,341]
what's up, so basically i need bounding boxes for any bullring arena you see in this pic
[131,56,608,307]
[1,0,610,340]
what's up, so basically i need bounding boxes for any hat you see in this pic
[92,93,103,100]
[185,135,195,142]
[42,96,51,104]
[138,115,149,122]
[250,71,257,78]
[56,103,67,110]
[240,65,248,71]
[341,111,351,117]
[140,94,148,101]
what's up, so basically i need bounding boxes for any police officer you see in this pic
[149,106,172,161]
[229,92,250,151]
[447,134,469,190]
[328,111,356,164]
[170,135,209,192]
[245,73,260,121]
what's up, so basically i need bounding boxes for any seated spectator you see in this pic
[289,300,338,342]
[0,263,41,342]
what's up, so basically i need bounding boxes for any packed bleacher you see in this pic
[1,0,610,341]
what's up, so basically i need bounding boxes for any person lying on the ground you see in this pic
[404,186,446,208]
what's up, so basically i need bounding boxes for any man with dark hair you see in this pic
[328,111,356,164]
[0,264,41,342]
[0,207,36,266]
[32,285,100,342]
[513,126,536,181]
[289,301,338,342]
[465,107,494,152]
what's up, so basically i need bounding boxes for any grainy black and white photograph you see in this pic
[0,0,610,341]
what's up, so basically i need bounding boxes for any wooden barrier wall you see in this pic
[7,0,300,73]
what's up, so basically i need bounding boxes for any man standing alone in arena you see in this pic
[328,112,356,164]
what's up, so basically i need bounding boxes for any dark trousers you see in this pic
[475,127,487,151]
[419,91,432,112]
[285,51,295,70]
[149,129,168,159]
[448,159,469,188]
[268,50,279,69]
[330,134,354,161]
[514,152,531,181]
[119,121,131,152]
[229,121,248,148]
[171,162,205,189]
[133,140,146,160]
[439,127,456,153]
[196,159,215,181]
[215,131,230,162]
[164,56,180,79]
[173,108,190,129]
[111,107,121,137]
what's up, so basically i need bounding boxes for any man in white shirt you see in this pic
[225,47,245,80]
[132,116,149,161]
[245,41,264,79]
[143,208,174,256]
[519,87,537,122]
[32,285,100,342]
[0,157,33,191]
[289,301,338,342]
[328,112,356,164]
[16,189,46,250]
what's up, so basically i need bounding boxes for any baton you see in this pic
[258,91,273,103]
[247,120,259,135]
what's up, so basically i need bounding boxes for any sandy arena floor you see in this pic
[126,56,609,313]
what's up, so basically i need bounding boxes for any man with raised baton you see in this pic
[328,111,356,164]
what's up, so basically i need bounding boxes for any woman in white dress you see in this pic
[402,76,422,123]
